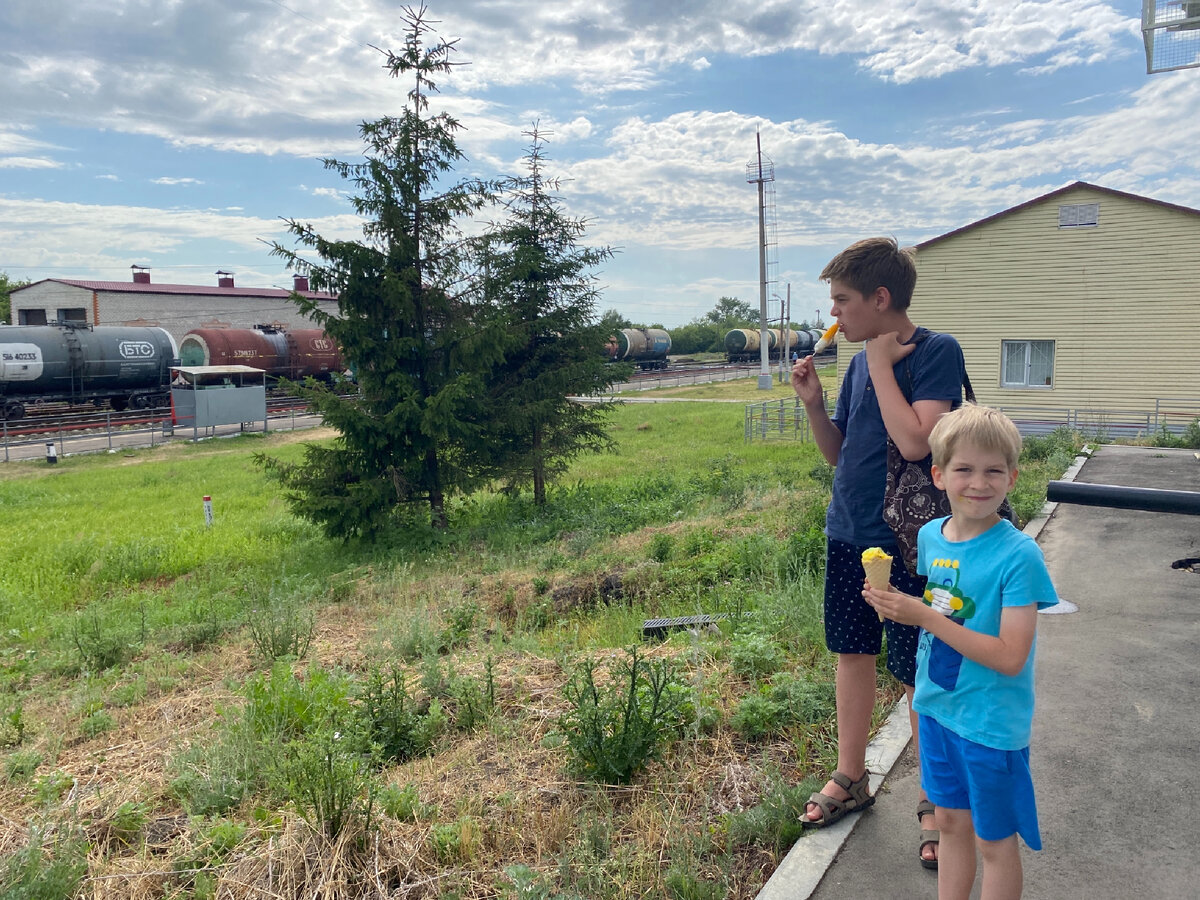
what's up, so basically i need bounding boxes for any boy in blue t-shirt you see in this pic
[791,238,964,868]
[866,404,1057,900]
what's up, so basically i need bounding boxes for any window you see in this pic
[1001,340,1055,388]
[1058,203,1099,228]
[18,309,47,326]
[57,307,87,323]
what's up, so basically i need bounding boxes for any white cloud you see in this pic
[152,177,204,186]
[0,157,61,169]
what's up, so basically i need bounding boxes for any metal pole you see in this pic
[755,132,771,391]
[1047,481,1200,516]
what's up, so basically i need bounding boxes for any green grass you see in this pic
[0,390,1083,900]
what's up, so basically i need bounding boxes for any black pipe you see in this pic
[1047,481,1200,516]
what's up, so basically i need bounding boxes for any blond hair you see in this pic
[929,404,1022,471]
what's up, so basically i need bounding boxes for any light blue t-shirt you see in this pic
[825,330,965,547]
[913,517,1058,751]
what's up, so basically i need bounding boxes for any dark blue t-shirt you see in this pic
[825,330,966,546]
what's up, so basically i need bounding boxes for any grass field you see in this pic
[0,376,1081,899]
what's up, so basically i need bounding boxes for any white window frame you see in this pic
[1001,340,1055,389]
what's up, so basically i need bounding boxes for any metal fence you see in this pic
[2,403,324,463]
[746,397,1200,443]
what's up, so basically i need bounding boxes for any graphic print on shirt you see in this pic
[923,558,975,691]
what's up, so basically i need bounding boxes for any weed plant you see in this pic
[559,647,687,783]
[0,822,88,900]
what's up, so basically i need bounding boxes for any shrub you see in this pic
[648,533,675,563]
[559,647,685,783]
[353,664,438,763]
[728,633,783,681]
[377,782,435,822]
[70,609,134,672]
[274,729,376,839]
[244,595,314,662]
[0,823,88,900]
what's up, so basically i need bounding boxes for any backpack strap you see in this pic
[898,327,974,404]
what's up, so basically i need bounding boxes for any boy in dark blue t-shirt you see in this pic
[791,237,965,869]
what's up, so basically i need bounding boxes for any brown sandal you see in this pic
[917,799,939,870]
[800,770,875,829]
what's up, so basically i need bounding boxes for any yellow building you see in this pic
[837,182,1200,435]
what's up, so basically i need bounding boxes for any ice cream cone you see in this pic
[861,548,893,622]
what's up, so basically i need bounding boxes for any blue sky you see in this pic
[2,1,1198,328]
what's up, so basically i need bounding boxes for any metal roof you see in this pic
[13,278,336,301]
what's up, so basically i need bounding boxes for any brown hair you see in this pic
[819,237,917,311]
[929,403,1023,471]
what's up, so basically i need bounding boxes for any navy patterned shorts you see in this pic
[823,538,927,686]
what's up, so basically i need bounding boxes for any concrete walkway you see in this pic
[760,443,1200,899]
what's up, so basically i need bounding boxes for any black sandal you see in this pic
[800,770,875,829]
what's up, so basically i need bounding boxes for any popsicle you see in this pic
[813,322,839,353]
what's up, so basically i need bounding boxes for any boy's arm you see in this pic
[865,586,1038,677]
[791,356,844,465]
[866,336,949,461]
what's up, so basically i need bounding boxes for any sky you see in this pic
[2,0,1198,329]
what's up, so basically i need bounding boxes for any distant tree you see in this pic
[0,272,29,324]
[704,296,757,326]
[472,125,622,504]
[260,7,501,538]
[668,321,722,355]
[599,308,632,334]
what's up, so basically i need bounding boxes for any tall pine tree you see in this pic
[259,6,501,538]
[473,125,625,504]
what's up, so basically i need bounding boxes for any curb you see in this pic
[754,696,913,900]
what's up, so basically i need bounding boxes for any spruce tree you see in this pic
[473,125,625,504]
[260,6,501,538]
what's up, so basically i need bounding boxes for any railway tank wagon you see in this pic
[606,328,671,370]
[178,326,343,380]
[0,323,178,420]
[725,327,825,362]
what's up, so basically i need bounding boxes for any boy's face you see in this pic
[827,278,886,343]
[931,442,1018,527]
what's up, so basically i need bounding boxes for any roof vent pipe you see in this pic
[292,274,309,292]
[216,270,235,288]
[132,264,151,284]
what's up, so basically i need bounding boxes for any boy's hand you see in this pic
[864,331,917,369]
[791,355,822,406]
[863,582,928,627]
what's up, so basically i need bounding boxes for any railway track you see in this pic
[2,396,316,438]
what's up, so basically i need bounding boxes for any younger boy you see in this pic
[865,404,1058,900]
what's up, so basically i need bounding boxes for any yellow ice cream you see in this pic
[861,547,893,622]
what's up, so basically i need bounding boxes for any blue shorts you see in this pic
[918,714,1042,850]
[823,538,925,685]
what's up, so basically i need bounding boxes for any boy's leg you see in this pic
[905,683,938,865]
[977,834,1022,900]
[805,539,886,821]
[935,806,977,900]
[802,652,876,820]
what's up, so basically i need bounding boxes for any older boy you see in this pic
[791,237,965,867]
[866,405,1057,900]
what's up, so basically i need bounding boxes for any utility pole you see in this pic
[746,131,776,390]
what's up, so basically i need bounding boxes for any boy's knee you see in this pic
[977,833,1019,861]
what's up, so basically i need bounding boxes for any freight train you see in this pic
[724,327,826,363]
[0,323,179,420]
[0,323,345,420]
[177,325,343,379]
[605,328,672,370]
